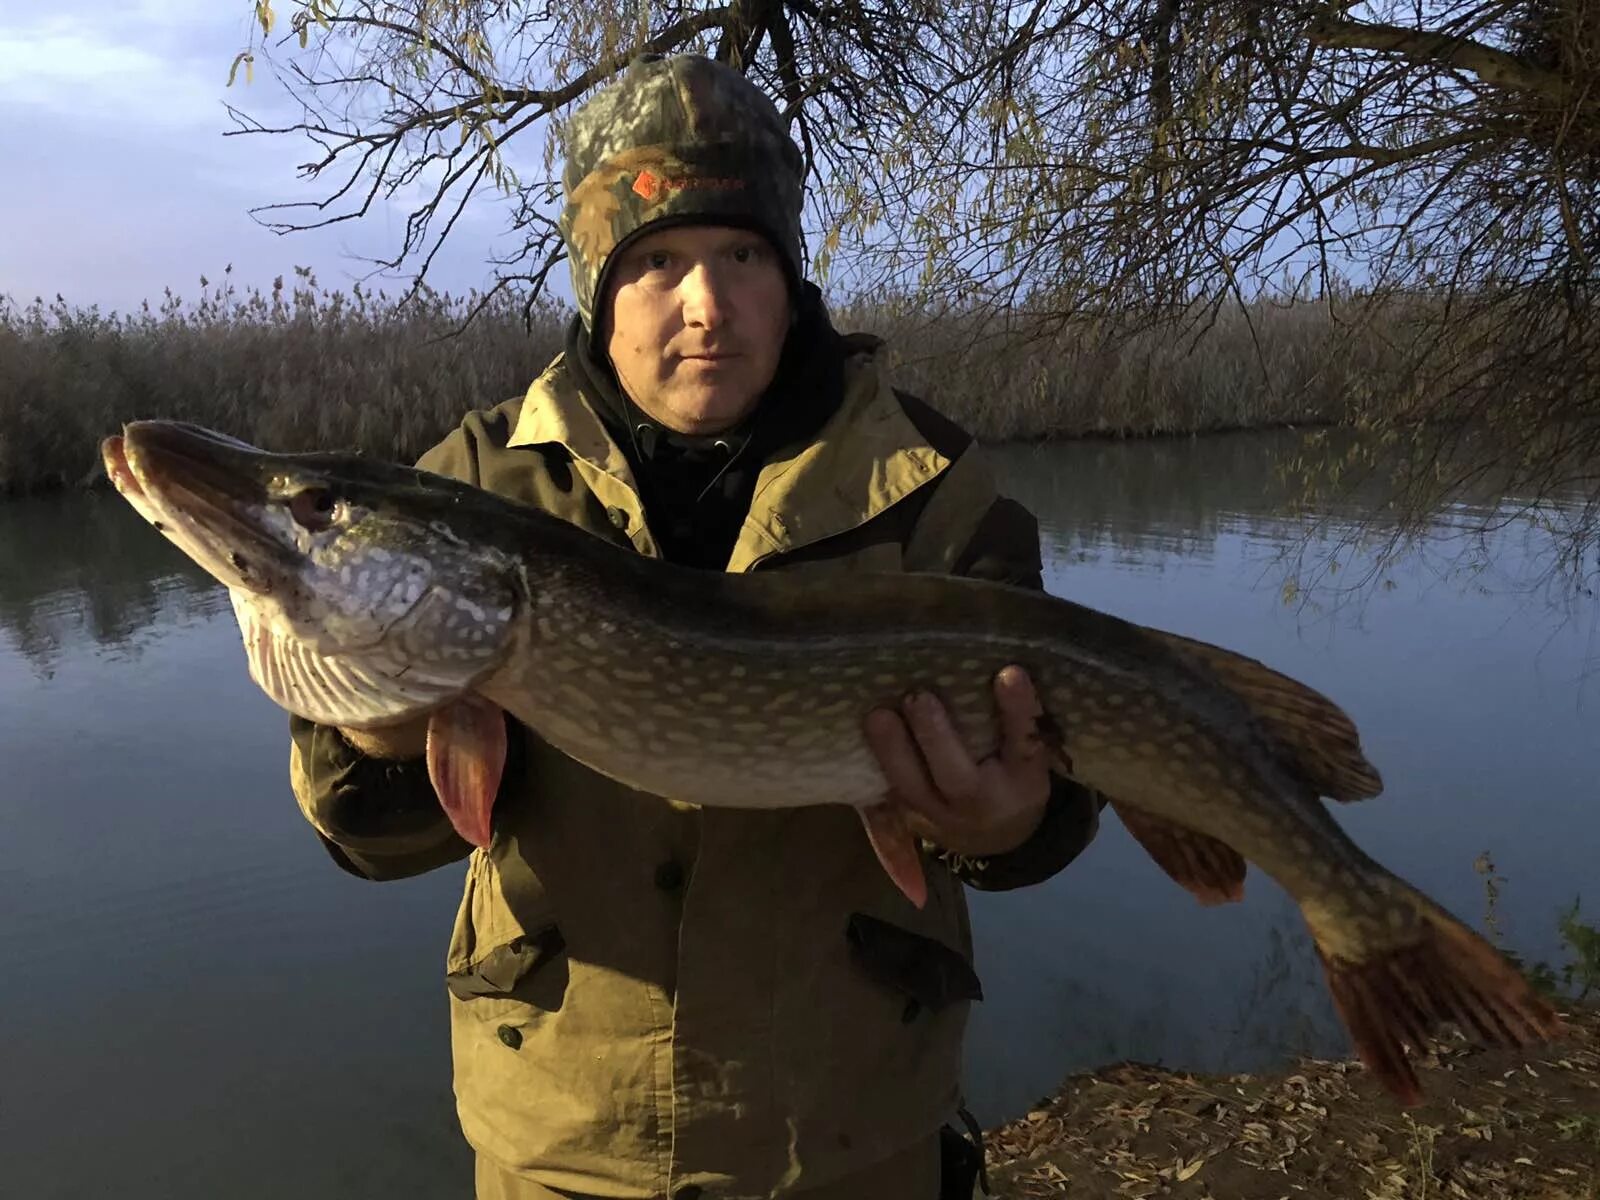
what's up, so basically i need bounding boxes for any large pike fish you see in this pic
[102,420,1561,1105]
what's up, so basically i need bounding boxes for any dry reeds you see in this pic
[833,297,1381,443]
[0,271,1378,495]
[0,268,564,495]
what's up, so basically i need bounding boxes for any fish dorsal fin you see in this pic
[230,589,464,727]
[1149,628,1383,802]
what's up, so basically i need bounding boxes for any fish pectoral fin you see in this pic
[1309,888,1563,1108]
[1147,628,1383,802]
[857,804,929,910]
[1113,802,1246,905]
[426,696,509,850]
[232,590,467,728]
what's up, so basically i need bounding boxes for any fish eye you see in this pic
[289,486,340,532]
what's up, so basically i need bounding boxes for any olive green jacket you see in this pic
[289,338,1098,1199]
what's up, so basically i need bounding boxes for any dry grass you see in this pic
[0,269,565,495]
[836,297,1385,443]
[1,274,1387,495]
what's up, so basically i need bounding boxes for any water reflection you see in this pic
[0,432,1596,1196]
[997,429,1596,581]
[0,491,222,675]
[961,434,1599,1122]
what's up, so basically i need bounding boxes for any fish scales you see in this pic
[101,419,1565,1108]
[491,547,1386,917]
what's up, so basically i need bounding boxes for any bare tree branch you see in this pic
[1307,13,1574,102]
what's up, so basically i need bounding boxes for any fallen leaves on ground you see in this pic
[985,1005,1599,1200]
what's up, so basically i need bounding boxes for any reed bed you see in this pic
[0,272,1374,495]
[0,271,565,495]
[838,296,1384,443]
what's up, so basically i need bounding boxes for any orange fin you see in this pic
[426,696,508,849]
[857,804,928,909]
[1113,802,1246,905]
[1312,894,1564,1107]
[1148,628,1382,802]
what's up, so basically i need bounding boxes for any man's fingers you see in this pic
[897,806,943,843]
[995,665,1047,768]
[863,707,943,816]
[901,692,981,802]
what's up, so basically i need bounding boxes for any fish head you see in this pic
[103,420,521,728]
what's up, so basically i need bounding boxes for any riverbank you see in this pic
[984,1004,1599,1199]
[1,277,1368,494]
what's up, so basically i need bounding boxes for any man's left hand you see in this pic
[863,664,1054,859]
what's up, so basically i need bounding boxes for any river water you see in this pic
[2,431,1595,1197]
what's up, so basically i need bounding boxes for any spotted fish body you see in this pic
[103,420,1563,1106]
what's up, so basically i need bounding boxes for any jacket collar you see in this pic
[507,345,952,571]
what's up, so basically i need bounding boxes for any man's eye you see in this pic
[644,251,671,270]
[732,244,762,263]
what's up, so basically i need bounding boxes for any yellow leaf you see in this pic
[257,0,275,36]
[225,51,256,88]
[1176,1158,1204,1182]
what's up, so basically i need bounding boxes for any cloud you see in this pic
[1,6,536,310]
[0,10,241,131]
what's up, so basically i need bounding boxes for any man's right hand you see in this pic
[338,717,429,760]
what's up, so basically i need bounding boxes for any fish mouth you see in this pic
[103,421,299,595]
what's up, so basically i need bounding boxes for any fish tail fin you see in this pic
[1311,890,1563,1106]
[1112,802,1246,905]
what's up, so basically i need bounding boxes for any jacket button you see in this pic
[496,1024,522,1050]
[606,506,630,530]
[654,859,685,891]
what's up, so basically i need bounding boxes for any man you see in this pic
[289,53,1101,1200]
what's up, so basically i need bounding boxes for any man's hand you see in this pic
[338,716,430,760]
[863,665,1053,859]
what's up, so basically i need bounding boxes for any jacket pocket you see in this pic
[446,924,566,1000]
[446,849,568,1009]
[845,912,983,1022]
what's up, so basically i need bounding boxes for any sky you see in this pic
[1,2,522,314]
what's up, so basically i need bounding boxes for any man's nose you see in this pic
[680,261,729,328]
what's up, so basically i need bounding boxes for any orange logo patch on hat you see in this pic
[631,169,745,203]
[631,170,660,201]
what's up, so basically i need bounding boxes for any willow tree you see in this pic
[230,1,1600,583]
[224,0,1030,313]
[913,0,1600,584]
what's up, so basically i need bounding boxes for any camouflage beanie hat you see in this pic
[559,53,805,332]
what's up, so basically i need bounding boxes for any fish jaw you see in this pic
[106,421,522,729]
[104,427,295,598]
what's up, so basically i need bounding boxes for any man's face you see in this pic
[601,225,791,435]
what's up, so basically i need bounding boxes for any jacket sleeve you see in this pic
[290,717,473,880]
[904,444,1105,893]
[287,405,515,881]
